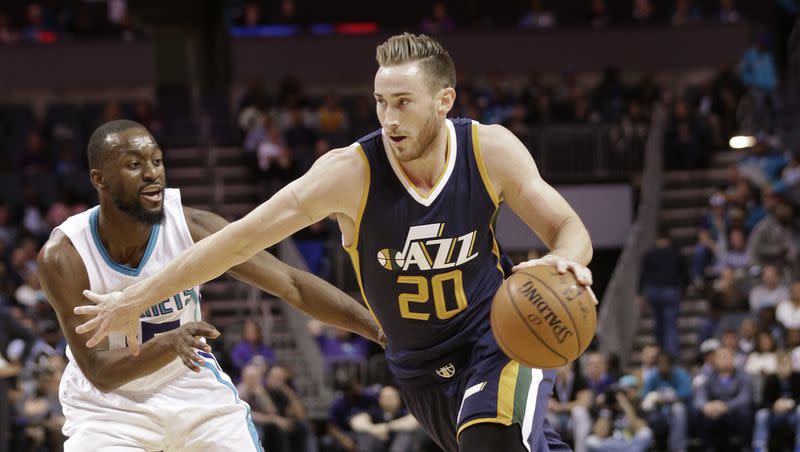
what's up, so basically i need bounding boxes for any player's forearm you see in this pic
[88,337,177,392]
[547,216,593,266]
[289,270,381,343]
[126,221,264,312]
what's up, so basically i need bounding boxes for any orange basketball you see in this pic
[490,266,596,369]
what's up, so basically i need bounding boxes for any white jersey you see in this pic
[55,188,201,392]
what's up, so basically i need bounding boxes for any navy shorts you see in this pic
[396,332,571,452]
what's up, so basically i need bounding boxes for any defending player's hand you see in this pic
[169,321,219,373]
[512,254,598,305]
[75,289,143,356]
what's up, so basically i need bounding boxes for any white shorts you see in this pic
[60,356,261,452]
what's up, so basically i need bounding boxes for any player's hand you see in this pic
[75,288,144,356]
[513,254,598,305]
[166,321,219,373]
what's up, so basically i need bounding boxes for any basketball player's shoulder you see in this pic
[38,229,81,271]
[312,143,367,174]
[474,123,526,160]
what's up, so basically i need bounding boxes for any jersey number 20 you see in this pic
[397,269,468,321]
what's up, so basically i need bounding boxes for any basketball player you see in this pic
[77,34,595,451]
[37,120,383,451]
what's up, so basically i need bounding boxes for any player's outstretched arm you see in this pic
[37,231,220,392]
[183,207,382,344]
[76,146,366,354]
[477,123,594,282]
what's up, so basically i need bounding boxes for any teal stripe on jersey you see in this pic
[202,362,261,451]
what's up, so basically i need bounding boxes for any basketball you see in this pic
[490,266,596,369]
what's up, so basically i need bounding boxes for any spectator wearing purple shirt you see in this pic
[230,319,275,379]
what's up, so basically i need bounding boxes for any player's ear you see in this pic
[436,87,456,114]
[89,169,105,190]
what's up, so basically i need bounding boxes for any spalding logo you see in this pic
[518,280,574,344]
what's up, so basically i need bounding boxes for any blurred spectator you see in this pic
[283,107,318,171]
[349,385,420,452]
[21,132,51,177]
[745,330,779,376]
[609,100,649,156]
[503,103,532,144]
[779,153,800,206]
[585,352,616,396]
[310,320,370,387]
[240,2,263,26]
[691,192,729,288]
[638,229,688,356]
[586,375,652,452]
[640,352,691,452]
[265,365,310,452]
[713,228,751,275]
[777,281,800,329]
[593,67,626,122]
[325,379,378,452]
[518,0,557,30]
[274,0,303,25]
[748,202,797,269]
[548,361,593,452]
[789,329,800,371]
[664,98,709,170]
[132,100,162,139]
[15,366,64,451]
[749,265,790,312]
[633,73,661,109]
[694,338,721,388]
[693,346,754,451]
[631,0,658,25]
[317,93,349,145]
[294,219,331,277]
[633,344,660,384]
[720,328,748,368]
[717,0,742,23]
[738,138,789,191]
[739,317,757,354]
[420,1,456,34]
[739,34,779,126]
[22,3,55,43]
[0,203,17,247]
[671,0,703,25]
[752,352,800,451]
[588,0,612,28]
[0,13,20,43]
[230,319,275,380]
[237,363,293,452]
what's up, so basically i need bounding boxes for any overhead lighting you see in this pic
[729,135,755,149]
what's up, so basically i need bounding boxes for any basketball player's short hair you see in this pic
[87,119,146,169]
[376,33,456,92]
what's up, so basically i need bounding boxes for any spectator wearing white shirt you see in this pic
[745,331,779,376]
[777,282,800,329]
[750,265,790,312]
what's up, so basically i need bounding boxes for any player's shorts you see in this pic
[59,352,261,452]
[396,331,571,452]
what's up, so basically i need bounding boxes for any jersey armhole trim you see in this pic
[343,144,370,253]
[471,121,501,207]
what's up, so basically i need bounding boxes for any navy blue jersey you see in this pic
[346,118,505,379]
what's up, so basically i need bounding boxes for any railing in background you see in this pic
[596,106,666,365]
[276,239,335,418]
[532,124,644,181]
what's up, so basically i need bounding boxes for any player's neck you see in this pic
[398,122,448,191]
[96,201,155,264]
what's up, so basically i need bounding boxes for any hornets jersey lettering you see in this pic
[55,188,202,391]
[347,118,505,379]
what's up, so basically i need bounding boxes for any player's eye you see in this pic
[153,159,163,167]
[376,98,387,106]
[128,161,140,169]
[399,99,411,106]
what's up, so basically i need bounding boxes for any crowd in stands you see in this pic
[0,1,140,44]
[0,17,789,448]
[229,0,749,31]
